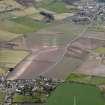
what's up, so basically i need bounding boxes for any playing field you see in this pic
[45,83,105,105]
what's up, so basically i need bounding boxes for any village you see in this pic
[0,0,105,105]
[0,76,61,105]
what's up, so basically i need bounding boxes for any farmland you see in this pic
[67,73,105,85]
[94,47,105,54]
[13,93,47,103]
[0,16,51,34]
[10,7,38,17]
[13,94,39,103]
[0,30,22,42]
[0,20,35,34]
[0,49,29,68]
[88,24,105,32]
[44,56,83,79]
[11,16,50,32]
[45,83,105,105]
[0,0,105,105]
[41,1,69,13]
[0,91,5,104]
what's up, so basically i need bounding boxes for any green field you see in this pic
[94,47,105,54]
[45,83,105,105]
[13,94,38,103]
[0,91,5,104]
[0,12,14,20]
[67,73,105,85]
[13,93,46,103]
[38,0,69,13]
[11,16,50,32]
[0,30,23,42]
[0,20,37,34]
[0,49,29,68]
[41,1,69,13]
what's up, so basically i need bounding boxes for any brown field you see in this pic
[75,54,105,77]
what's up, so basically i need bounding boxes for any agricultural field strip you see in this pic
[0,30,23,42]
[0,20,37,34]
[0,49,29,68]
[67,73,105,85]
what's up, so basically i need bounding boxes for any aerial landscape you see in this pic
[0,0,105,105]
